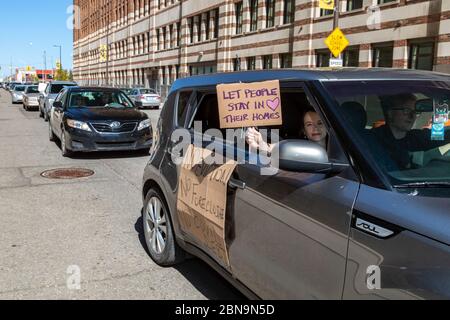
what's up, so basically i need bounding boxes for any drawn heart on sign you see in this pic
[267,98,280,112]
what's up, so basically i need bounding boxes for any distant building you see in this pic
[36,70,54,81]
[73,0,450,97]
[16,68,37,83]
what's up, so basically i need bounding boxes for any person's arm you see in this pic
[245,127,275,154]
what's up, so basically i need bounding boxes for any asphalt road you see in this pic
[0,89,243,300]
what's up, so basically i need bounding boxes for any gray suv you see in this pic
[39,81,77,121]
[141,69,450,299]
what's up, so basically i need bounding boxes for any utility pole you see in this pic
[105,1,110,86]
[43,51,47,81]
[333,0,341,61]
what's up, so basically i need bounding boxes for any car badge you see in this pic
[110,122,121,129]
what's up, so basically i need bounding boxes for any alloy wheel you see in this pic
[144,196,167,254]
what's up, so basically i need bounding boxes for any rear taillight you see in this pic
[140,95,145,100]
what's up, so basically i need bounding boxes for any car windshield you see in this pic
[121,89,132,95]
[15,86,25,92]
[26,86,39,94]
[140,89,157,94]
[323,80,450,188]
[68,90,135,109]
[51,84,76,94]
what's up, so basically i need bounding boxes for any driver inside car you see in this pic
[372,93,450,170]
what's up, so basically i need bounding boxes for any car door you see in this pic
[226,83,360,299]
[51,90,68,138]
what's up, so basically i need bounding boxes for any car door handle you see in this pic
[228,178,246,190]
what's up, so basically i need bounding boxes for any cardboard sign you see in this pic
[177,145,237,267]
[217,80,283,129]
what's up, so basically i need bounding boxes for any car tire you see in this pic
[142,188,185,266]
[61,130,73,157]
[48,123,56,142]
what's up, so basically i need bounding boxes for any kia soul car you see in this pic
[141,69,450,300]
[48,87,153,157]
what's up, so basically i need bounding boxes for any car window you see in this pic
[141,89,157,94]
[176,91,193,127]
[68,91,134,108]
[26,86,39,94]
[324,80,450,190]
[15,86,26,92]
[50,84,76,94]
[187,88,327,153]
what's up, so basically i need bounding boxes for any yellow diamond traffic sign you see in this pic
[325,28,350,58]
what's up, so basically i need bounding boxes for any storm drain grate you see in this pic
[41,168,95,180]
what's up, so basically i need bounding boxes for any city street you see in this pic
[0,89,243,300]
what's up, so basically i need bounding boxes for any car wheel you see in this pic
[48,123,56,142]
[143,189,185,266]
[61,130,73,157]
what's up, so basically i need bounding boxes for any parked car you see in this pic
[129,88,161,109]
[48,87,153,157]
[11,85,26,104]
[22,85,40,111]
[8,82,21,92]
[141,69,450,300]
[39,81,77,121]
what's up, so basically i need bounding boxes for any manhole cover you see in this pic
[41,168,95,180]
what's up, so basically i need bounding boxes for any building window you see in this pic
[156,30,160,51]
[263,55,273,69]
[250,0,258,32]
[205,12,210,40]
[372,43,394,68]
[280,53,292,68]
[235,2,243,34]
[283,0,295,24]
[320,9,334,17]
[316,50,330,67]
[163,28,167,49]
[347,0,363,11]
[409,42,435,71]
[189,17,194,44]
[266,0,275,28]
[214,9,220,39]
[247,57,256,70]
[378,0,396,4]
[233,58,241,71]
[177,22,181,47]
[343,47,360,67]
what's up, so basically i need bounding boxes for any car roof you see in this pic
[169,68,450,93]
[65,86,124,93]
[49,81,77,85]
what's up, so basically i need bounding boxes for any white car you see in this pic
[23,85,41,111]
[11,85,26,104]
[129,88,161,109]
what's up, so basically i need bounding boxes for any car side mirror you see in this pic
[53,101,63,110]
[275,140,349,174]
[416,98,434,113]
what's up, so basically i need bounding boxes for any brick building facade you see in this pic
[73,0,450,96]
